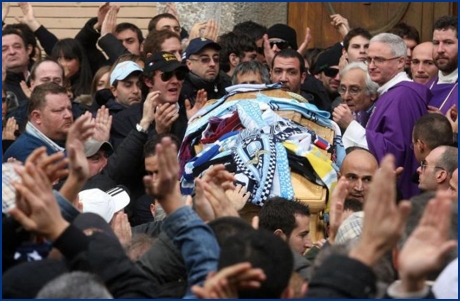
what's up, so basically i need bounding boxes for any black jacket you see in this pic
[90,88,128,117]
[4,71,29,130]
[301,76,332,113]
[180,71,231,107]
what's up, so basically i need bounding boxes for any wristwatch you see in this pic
[136,123,148,133]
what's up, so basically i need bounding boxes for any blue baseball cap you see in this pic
[110,61,143,86]
[183,38,221,61]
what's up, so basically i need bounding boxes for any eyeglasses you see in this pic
[323,68,339,78]
[188,56,220,64]
[338,86,363,96]
[269,40,290,50]
[420,161,445,171]
[161,69,186,82]
[365,56,401,66]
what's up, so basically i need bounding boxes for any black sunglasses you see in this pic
[323,68,339,78]
[269,40,290,50]
[161,69,186,82]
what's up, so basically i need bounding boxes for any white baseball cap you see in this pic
[78,186,130,223]
[109,61,143,86]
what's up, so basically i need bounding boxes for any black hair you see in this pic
[272,48,306,75]
[343,27,372,51]
[434,15,458,38]
[233,21,267,41]
[413,114,453,150]
[144,133,181,157]
[115,22,144,44]
[217,31,257,73]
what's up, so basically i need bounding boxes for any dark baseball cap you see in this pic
[183,38,221,60]
[144,51,189,73]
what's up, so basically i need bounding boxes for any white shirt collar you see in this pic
[438,68,458,84]
[377,72,412,95]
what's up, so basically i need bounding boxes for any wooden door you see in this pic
[288,2,457,49]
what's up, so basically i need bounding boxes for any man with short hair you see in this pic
[232,60,270,85]
[147,13,181,35]
[333,62,379,129]
[2,27,33,128]
[343,33,430,199]
[109,61,143,108]
[411,42,439,84]
[217,31,257,80]
[426,15,458,114]
[417,146,458,192]
[270,49,306,96]
[412,113,453,163]
[233,21,267,65]
[29,59,64,89]
[388,22,420,72]
[115,23,144,56]
[339,147,379,203]
[3,83,72,162]
[342,27,372,63]
[182,38,230,105]
[143,30,182,61]
[258,197,312,255]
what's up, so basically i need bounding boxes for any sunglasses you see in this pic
[161,69,186,82]
[323,68,339,77]
[269,40,290,50]
[188,56,220,64]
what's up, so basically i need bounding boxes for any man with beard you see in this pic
[427,15,458,115]
[270,49,306,96]
[313,43,343,108]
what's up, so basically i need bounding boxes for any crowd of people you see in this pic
[2,2,458,299]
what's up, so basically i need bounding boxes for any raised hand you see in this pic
[225,184,250,211]
[188,21,208,41]
[25,146,69,184]
[10,162,69,241]
[164,2,180,23]
[398,190,457,292]
[92,105,112,142]
[19,80,31,99]
[332,103,354,130]
[139,91,161,131]
[2,117,18,140]
[328,176,349,243]
[16,2,41,32]
[330,14,350,37]
[296,27,311,57]
[445,105,458,134]
[143,137,182,214]
[154,102,179,134]
[100,5,119,37]
[262,34,275,68]
[185,89,207,120]
[202,19,219,42]
[111,211,132,247]
[95,2,110,31]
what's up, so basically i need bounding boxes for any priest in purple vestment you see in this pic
[342,33,431,200]
[426,15,458,115]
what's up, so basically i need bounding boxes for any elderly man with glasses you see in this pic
[342,33,430,200]
[333,62,379,130]
[417,146,458,193]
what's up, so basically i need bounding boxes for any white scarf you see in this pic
[377,72,412,96]
[26,122,65,153]
[438,68,458,84]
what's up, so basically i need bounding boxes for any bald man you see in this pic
[339,147,379,203]
[410,42,439,84]
[449,168,458,202]
[417,146,458,192]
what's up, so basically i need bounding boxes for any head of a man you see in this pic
[217,31,257,76]
[2,28,31,74]
[218,228,294,299]
[28,83,73,141]
[270,49,306,94]
[115,23,144,56]
[412,114,453,162]
[340,147,379,202]
[144,134,181,196]
[143,30,182,61]
[417,146,458,192]
[410,42,439,84]
[258,197,312,255]
[30,59,64,90]
[267,24,298,54]
[84,139,113,178]
[388,22,420,70]
[367,33,406,86]
[110,61,143,107]
[233,21,267,65]
[148,13,181,35]
[343,28,372,63]
[143,51,188,104]
[232,60,270,85]
[432,15,458,76]
[314,44,343,96]
[449,168,458,202]
[184,38,221,82]
[338,62,378,112]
